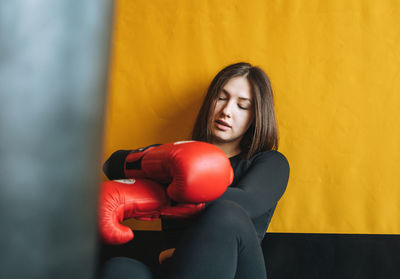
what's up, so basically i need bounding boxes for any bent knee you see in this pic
[202,200,253,230]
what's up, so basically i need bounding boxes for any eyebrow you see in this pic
[221,89,252,102]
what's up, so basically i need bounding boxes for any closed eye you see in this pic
[218,98,249,110]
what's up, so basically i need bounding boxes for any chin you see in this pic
[210,134,225,143]
[213,136,236,144]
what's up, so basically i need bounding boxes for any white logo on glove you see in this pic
[114,179,136,184]
[173,140,196,145]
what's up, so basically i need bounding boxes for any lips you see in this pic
[215,119,232,128]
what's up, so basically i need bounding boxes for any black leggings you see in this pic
[100,200,267,279]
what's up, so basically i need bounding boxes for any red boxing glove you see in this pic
[160,202,206,219]
[99,179,169,245]
[124,141,234,203]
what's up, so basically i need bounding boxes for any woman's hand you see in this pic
[159,248,176,264]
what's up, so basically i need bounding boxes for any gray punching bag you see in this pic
[0,1,114,278]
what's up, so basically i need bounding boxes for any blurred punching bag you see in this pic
[0,1,114,279]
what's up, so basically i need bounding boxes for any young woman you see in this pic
[100,62,290,279]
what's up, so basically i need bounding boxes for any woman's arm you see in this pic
[217,150,290,219]
[102,144,163,180]
[102,150,132,180]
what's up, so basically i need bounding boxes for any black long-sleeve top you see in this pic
[102,147,290,249]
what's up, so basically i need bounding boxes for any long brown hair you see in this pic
[191,62,279,161]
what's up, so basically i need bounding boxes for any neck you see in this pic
[212,143,241,158]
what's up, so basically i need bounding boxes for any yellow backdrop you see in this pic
[102,0,400,234]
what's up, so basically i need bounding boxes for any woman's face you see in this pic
[210,76,254,148]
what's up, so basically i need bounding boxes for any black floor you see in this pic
[98,231,400,279]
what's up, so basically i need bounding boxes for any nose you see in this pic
[221,101,233,118]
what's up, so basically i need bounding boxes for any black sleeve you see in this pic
[102,144,163,180]
[218,150,290,219]
[102,150,132,180]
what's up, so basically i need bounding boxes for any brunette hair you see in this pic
[191,62,279,160]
